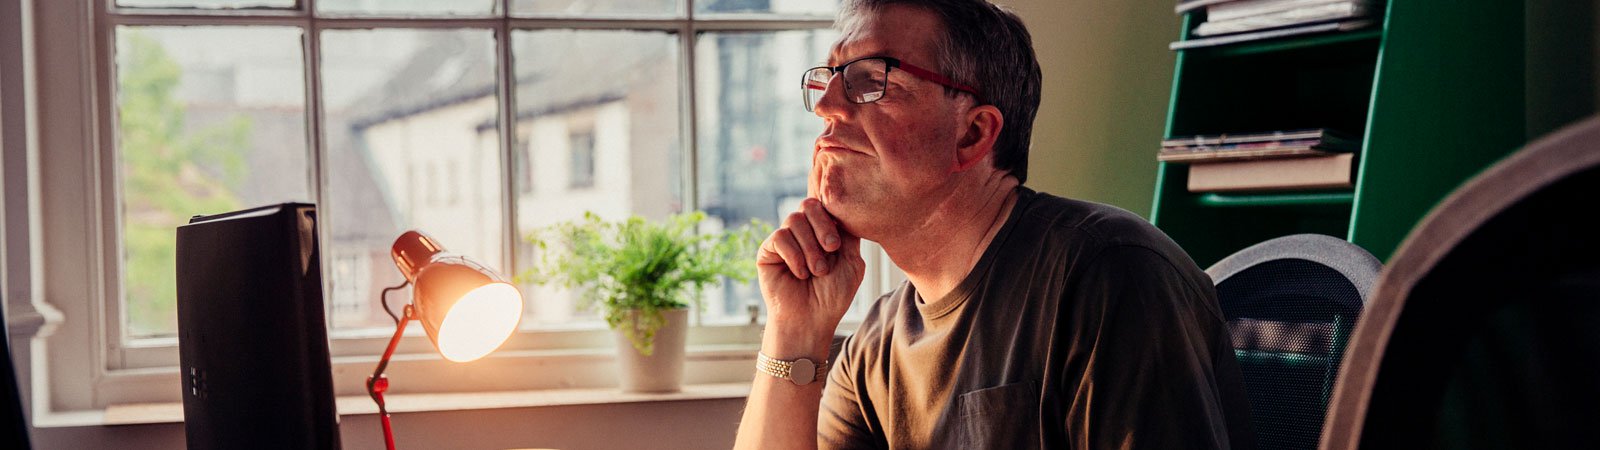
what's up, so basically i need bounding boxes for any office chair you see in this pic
[1206,233,1380,450]
[1322,115,1600,449]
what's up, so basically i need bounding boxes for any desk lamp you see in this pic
[368,231,524,450]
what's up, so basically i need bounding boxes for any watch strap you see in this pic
[756,352,828,385]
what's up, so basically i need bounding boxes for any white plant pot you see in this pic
[614,307,688,393]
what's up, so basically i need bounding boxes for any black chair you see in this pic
[1323,116,1600,449]
[1,299,33,448]
[1206,233,1381,450]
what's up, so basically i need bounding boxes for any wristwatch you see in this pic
[756,352,828,386]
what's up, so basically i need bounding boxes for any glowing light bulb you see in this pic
[435,282,523,362]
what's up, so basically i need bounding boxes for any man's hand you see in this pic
[756,198,865,359]
[737,199,863,450]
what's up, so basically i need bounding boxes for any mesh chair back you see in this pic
[1207,234,1380,450]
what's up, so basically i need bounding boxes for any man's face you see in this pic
[810,4,972,239]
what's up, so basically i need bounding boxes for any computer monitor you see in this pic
[176,203,341,450]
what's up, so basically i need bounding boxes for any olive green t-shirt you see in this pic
[818,187,1253,449]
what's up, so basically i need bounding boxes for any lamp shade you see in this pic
[390,231,523,362]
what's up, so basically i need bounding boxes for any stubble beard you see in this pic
[812,158,864,238]
[813,159,899,241]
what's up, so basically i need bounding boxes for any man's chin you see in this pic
[816,198,870,239]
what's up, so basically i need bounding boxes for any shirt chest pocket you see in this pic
[956,381,1042,450]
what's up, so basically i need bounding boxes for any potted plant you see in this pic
[526,211,764,392]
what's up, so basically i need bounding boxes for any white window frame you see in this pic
[15,0,905,419]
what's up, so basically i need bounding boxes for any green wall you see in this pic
[1526,0,1598,139]
[1006,0,1181,219]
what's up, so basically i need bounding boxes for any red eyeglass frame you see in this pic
[803,56,983,110]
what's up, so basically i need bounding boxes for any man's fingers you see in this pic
[756,241,785,265]
[784,212,830,276]
[801,198,841,252]
[760,228,811,279]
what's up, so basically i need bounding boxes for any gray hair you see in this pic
[839,0,1043,184]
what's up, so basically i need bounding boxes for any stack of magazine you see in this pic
[1171,0,1381,50]
[1159,128,1359,192]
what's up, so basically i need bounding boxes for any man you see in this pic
[734,0,1253,448]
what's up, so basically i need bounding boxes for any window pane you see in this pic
[511,30,682,328]
[511,0,678,17]
[320,29,503,332]
[317,0,496,16]
[115,26,309,338]
[695,0,839,16]
[116,0,293,8]
[696,30,853,324]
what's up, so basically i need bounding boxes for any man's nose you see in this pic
[812,74,853,120]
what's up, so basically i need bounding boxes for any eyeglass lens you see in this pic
[803,58,889,112]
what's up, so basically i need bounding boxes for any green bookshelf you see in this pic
[1150,2,1526,267]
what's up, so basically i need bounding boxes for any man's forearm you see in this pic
[734,327,835,450]
[735,368,825,450]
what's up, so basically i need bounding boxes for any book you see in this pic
[1187,152,1355,192]
[1161,128,1358,149]
[1171,18,1375,50]
[1160,143,1334,162]
[1159,128,1359,162]
[1207,0,1372,22]
[1175,0,1238,15]
[1193,2,1374,36]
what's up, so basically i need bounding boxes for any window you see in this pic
[114,25,312,338]
[567,128,596,189]
[11,0,917,412]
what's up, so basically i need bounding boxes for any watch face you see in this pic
[790,358,816,385]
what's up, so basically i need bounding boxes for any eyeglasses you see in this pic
[802,56,982,112]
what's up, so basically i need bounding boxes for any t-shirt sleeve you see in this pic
[1063,245,1239,449]
[818,332,878,450]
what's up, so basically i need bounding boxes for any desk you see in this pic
[103,382,753,425]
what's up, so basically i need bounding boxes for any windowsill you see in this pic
[90,382,753,426]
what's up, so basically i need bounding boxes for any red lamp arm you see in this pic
[367,305,415,450]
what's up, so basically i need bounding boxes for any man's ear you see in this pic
[953,104,1004,172]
